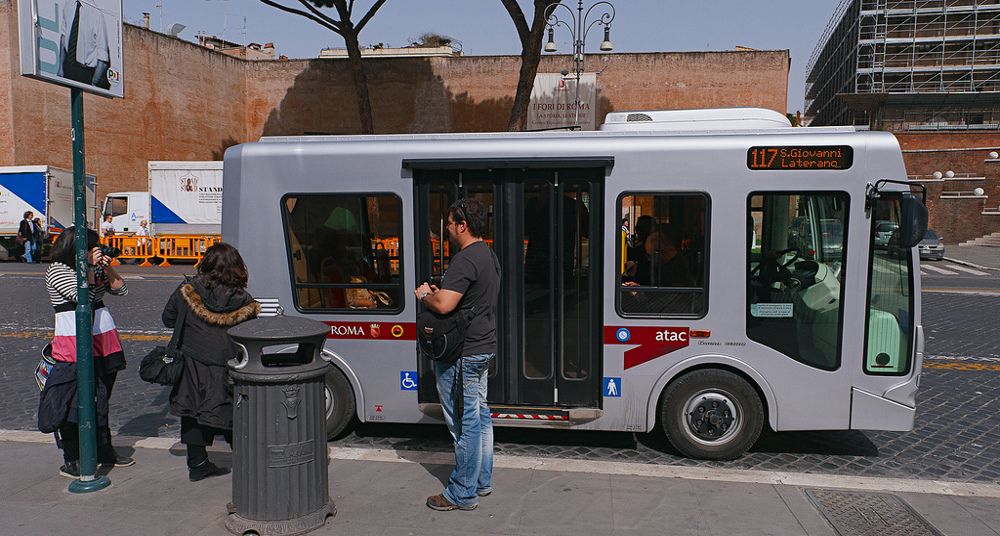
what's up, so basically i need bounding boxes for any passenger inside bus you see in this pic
[623,226,695,288]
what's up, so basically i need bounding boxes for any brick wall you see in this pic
[1,2,789,199]
[0,3,248,197]
[899,132,1000,243]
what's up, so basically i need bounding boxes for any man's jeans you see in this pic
[23,240,34,263]
[434,353,494,508]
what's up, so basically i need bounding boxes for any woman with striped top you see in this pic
[39,226,134,478]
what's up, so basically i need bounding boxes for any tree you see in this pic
[500,0,561,131]
[408,32,459,50]
[259,0,387,134]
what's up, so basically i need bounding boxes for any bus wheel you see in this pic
[660,369,763,460]
[324,366,356,440]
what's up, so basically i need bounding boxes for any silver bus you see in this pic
[224,108,928,460]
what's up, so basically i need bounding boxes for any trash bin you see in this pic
[225,315,336,536]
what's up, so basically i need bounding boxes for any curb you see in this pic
[942,256,999,272]
[4,429,1000,499]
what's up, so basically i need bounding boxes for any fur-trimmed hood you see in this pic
[180,280,259,326]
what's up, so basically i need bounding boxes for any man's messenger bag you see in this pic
[416,307,475,364]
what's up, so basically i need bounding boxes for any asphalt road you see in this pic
[1,262,998,484]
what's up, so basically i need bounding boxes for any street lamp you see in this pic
[543,0,616,126]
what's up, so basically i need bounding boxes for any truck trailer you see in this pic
[102,161,223,236]
[0,166,96,261]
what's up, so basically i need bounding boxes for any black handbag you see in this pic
[139,301,188,385]
[416,307,474,364]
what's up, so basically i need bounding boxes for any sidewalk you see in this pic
[3,432,999,536]
[946,245,1000,271]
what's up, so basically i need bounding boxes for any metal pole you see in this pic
[68,88,110,493]
[574,0,583,125]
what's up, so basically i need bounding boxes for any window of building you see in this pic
[281,194,403,313]
[617,193,708,317]
[747,192,848,370]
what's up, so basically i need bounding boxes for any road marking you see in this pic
[943,264,990,276]
[0,430,998,498]
[920,264,959,275]
[923,361,1000,372]
[919,270,928,276]
[922,287,1000,296]
[0,328,170,342]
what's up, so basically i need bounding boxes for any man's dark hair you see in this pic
[23,211,33,219]
[197,242,249,289]
[448,198,489,239]
[50,226,99,266]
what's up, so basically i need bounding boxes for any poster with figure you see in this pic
[527,72,598,131]
[17,0,124,98]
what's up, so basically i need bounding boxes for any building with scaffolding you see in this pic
[806,0,1000,130]
[807,1,1000,245]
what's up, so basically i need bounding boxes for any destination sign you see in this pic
[747,146,853,171]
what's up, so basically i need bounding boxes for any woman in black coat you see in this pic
[162,242,258,481]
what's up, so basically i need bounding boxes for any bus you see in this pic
[224,108,928,460]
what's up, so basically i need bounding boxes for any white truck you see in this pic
[102,161,223,236]
[0,166,96,260]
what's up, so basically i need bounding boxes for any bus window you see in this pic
[618,193,708,317]
[281,193,403,313]
[865,197,913,375]
[747,192,848,370]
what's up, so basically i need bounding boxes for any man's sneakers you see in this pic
[426,494,478,511]
[189,460,230,482]
[58,461,80,478]
[59,455,134,478]
[476,487,493,497]
[99,453,136,467]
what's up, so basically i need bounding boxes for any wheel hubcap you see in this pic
[682,390,742,445]
[325,385,334,419]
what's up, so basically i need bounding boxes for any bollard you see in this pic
[225,315,335,536]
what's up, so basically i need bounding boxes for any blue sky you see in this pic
[126,0,844,113]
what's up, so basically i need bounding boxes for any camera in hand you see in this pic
[99,245,122,259]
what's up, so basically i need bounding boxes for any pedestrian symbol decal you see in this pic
[400,371,418,391]
[615,328,631,343]
[603,377,621,397]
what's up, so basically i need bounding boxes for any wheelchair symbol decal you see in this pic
[400,371,418,391]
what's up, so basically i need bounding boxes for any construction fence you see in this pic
[101,235,221,267]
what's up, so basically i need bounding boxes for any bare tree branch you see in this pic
[258,0,342,35]
[295,0,343,31]
[500,0,530,47]
[355,0,387,32]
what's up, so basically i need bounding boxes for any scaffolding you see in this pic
[806,0,1000,127]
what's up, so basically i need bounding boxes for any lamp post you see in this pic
[543,0,615,126]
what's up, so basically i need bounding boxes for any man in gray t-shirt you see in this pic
[414,198,500,512]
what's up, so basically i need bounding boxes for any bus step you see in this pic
[490,406,602,423]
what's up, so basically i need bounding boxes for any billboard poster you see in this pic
[18,0,124,98]
[527,72,597,131]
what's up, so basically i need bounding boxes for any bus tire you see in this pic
[324,365,356,440]
[660,368,764,460]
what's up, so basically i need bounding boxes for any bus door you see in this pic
[414,167,604,408]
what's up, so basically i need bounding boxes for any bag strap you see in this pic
[167,299,190,355]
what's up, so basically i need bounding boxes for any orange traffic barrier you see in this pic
[100,234,220,267]
[103,235,156,266]
[155,235,221,267]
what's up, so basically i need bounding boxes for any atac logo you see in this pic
[179,174,198,192]
[370,323,380,338]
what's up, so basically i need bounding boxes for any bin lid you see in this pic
[228,315,329,342]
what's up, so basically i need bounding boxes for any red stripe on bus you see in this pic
[604,326,691,369]
[325,321,416,341]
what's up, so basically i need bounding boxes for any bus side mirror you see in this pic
[897,193,928,249]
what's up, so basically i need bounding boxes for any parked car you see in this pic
[918,229,945,261]
[874,221,898,249]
